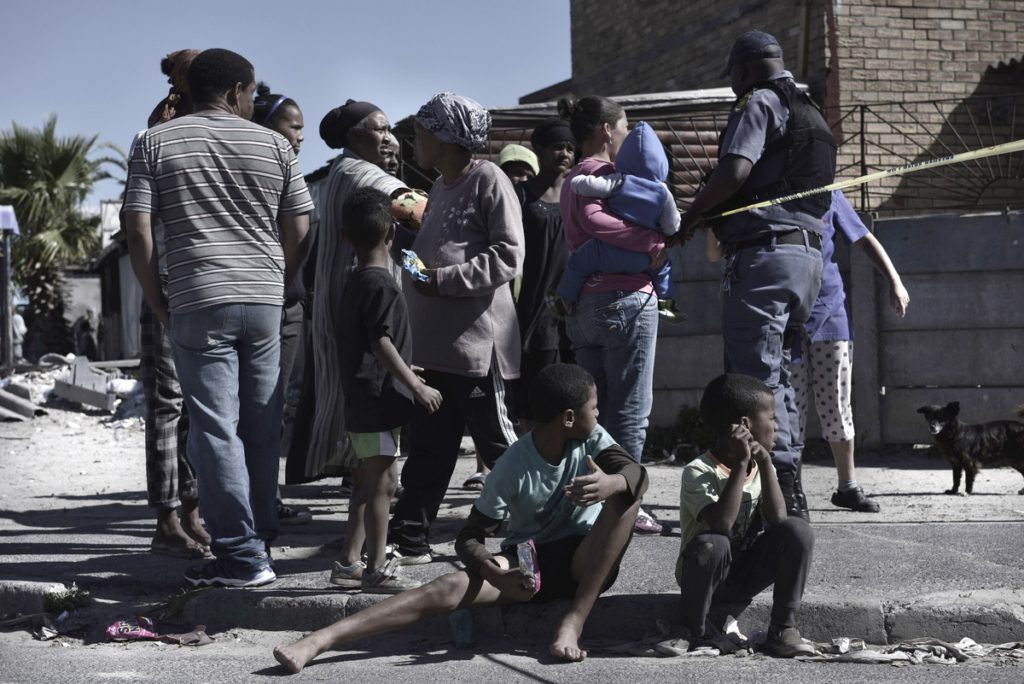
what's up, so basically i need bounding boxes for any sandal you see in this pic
[461,472,487,490]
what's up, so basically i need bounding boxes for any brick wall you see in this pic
[831,0,1024,213]
[569,0,829,102]
[567,0,1024,214]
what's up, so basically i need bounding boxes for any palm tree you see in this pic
[0,116,108,359]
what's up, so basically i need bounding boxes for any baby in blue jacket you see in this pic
[554,121,681,319]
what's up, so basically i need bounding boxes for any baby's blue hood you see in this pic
[615,121,668,181]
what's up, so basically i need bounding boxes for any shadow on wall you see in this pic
[876,58,1024,215]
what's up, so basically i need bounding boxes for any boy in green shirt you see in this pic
[674,373,815,658]
[274,364,646,672]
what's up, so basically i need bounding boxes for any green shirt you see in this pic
[675,451,763,587]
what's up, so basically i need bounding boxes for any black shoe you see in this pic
[831,486,880,512]
[759,626,815,658]
[777,470,811,522]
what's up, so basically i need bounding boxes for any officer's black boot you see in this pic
[776,468,811,522]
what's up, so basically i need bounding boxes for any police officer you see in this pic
[679,30,837,520]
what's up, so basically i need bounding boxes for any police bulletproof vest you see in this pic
[718,79,837,217]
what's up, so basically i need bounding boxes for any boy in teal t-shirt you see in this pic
[274,364,647,672]
[672,373,815,658]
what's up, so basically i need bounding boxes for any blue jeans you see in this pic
[170,303,282,572]
[720,242,823,476]
[566,290,658,462]
[557,240,673,301]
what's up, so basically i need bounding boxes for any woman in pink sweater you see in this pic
[558,96,665,534]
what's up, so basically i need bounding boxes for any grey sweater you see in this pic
[406,160,525,379]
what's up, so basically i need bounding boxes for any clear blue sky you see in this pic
[1,0,571,208]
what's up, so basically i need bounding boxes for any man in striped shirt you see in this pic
[124,48,313,588]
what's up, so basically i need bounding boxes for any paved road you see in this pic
[1,628,1021,684]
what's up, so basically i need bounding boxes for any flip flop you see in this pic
[150,538,211,560]
[461,472,487,490]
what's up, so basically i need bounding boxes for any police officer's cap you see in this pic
[720,30,783,78]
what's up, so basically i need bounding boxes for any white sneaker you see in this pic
[329,560,366,588]
[385,544,433,566]
[361,558,422,594]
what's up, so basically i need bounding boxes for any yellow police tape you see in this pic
[716,137,1024,217]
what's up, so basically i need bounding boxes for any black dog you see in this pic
[917,402,1024,495]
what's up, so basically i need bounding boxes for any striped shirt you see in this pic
[123,113,314,313]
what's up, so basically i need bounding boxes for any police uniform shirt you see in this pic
[716,70,825,242]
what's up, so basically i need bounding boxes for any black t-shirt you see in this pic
[514,181,569,352]
[337,266,415,432]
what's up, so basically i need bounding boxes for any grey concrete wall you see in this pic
[868,211,1024,444]
[652,210,1024,447]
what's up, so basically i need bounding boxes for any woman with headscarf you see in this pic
[385,92,524,564]
[298,100,428,586]
[127,48,212,559]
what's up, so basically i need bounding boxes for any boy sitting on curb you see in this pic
[671,373,815,658]
[274,363,646,672]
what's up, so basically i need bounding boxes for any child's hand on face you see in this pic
[749,439,772,466]
[727,424,754,465]
[563,455,622,506]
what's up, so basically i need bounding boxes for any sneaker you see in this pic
[633,507,663,535]
[831,486,880,513]
[657,298,687,323]
[759,626,816,658]
[385,544,433,566]
[361,558,422,594]
[184,560,276,588]
[277,502,313,525]
[329,560,366,588]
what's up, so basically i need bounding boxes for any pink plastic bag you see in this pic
[106,616,160,641]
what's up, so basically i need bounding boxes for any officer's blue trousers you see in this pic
[720,242,823,475]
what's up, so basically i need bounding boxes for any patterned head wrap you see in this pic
[415,92,491,151]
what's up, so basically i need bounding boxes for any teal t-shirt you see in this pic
[474,424,618,549]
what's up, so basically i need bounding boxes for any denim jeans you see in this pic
[720,242,823,476]
[170,303,282,571]
[566,290,658,462]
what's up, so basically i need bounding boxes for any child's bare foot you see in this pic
[549,618,587,662]
[273,642,314,674]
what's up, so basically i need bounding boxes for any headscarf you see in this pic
[147,49,201,127]
[530,118,574,150]
[414,92,491,151]
[319,99,382,149]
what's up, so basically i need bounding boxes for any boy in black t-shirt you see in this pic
[332,187,442,594]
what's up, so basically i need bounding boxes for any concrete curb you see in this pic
[178,586,1024,645]
[3,577,1022,645]
[0,579,67,616]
